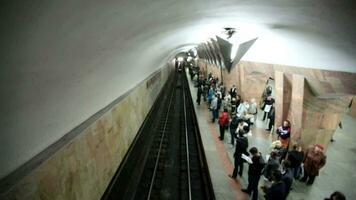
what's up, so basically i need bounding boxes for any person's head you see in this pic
[314,144,324,153]
[283,120,291,127]
[242,125,250,134]
[232,84,235,88]
[224,108,228,112]
[249,147,258,155]
[270,151,278,159]
[292,144,299,150]
[271,170,282,182]
[283,160,291,169]
[244,100,249,105]
[326,191,346,200]
[250,98,256,104]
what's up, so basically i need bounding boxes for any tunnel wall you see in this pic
[0,65,173,200]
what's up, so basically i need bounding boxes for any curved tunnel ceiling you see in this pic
[1,0,356,178]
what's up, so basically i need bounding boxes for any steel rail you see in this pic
[146,80,176,200]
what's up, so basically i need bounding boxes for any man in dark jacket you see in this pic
[264,170,287,200]
[242,147,265,200]
[281,160,293,198]
[229,129,249,178]
[286,144,304,178]
[229,115,239,145]
[196,85,203,105]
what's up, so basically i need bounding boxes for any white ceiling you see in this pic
[0,0,356,178]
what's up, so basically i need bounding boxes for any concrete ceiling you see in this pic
[1,0,356,178]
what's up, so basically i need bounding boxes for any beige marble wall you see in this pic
[2,66,173,200]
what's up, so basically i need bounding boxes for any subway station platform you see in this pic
[186,70,356,200]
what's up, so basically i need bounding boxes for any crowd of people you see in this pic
[189,70,345,200]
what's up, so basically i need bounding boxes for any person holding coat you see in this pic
[276,120,291,148]
[229,128,249,178]
[301,144,327,185]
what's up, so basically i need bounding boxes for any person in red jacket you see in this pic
[218,108,229,140]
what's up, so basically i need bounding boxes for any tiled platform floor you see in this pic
[186,72,356,200]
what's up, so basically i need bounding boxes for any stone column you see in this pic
[288,74,305,143]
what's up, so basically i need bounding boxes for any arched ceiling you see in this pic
[0,0,356,178]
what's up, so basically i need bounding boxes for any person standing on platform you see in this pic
[281,160,294,198]
[196,85,203,105]
[248,98,258,125]
[230,97,237,116]
[276,120,291,148]
[263,151,280,187]
[210,95,218,123]
[263,170,287,200]
[241,147,266,200]
[286,144,304,179]
[262,96,275,121]
[230,84,237,98]
[218,108,229,140]
[236,100,249,119]
[266,104,275,132]
[229,128,249,178]
[301,144,327,185]
[229,115,239,145]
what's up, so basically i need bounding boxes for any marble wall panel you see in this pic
[2,66,172,200]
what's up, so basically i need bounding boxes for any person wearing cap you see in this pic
[301,144,327,185]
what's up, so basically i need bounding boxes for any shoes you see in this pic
[306,182,313,186]
[299,178,307,182]
[265,129,271,132]
[241,189,250,195]
[228,174,236,179]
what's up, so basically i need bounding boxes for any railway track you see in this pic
[102,71,214,200]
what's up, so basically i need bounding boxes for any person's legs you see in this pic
[214,109,219,121]
[237,156,244,176]
[267,118,274,131]
[250,176,260,200]
[232,156,239,178]
[245,176,253,193]
[197,94,201,105]
[263,111,267,120]
[307,175,316,185]
[293,165,301,179]
[300,169,309,182]
[219,125,224,140]
[211,110,215,122]
[230,128,236,145]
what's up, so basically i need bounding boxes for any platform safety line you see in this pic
[182,82,192,200]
